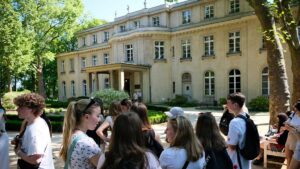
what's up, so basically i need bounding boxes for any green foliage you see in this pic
[165,95,198,107]
[249,96,269,111]
[2,90,31,110]
[92,89,129,109]
[219,98,227,106]
[45,99,68,108]
[146,105,170,112]
[148,110,167,124]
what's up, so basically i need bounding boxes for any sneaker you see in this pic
[252,158,263,165]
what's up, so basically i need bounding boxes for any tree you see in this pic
[14,0,84,98]
[245,0,291,124]
[0,0,32,96]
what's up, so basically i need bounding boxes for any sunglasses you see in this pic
[81,98,103,114]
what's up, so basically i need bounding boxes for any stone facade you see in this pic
[56,0,293,103]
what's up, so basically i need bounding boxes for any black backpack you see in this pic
[219,109,234,136]
[236,114,260,161]
[205,148,233,169]
[143,129,164,157]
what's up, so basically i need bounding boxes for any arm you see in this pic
[96,121,110,142]
[16,149,42,165]
[89,154,100,167]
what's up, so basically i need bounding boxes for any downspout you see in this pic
[148,65,152,103]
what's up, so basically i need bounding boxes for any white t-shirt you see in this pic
[105,116,114,129]
[159,147,206,169]
[21,117,54,169]
[70,132,101,169]
[227,113,251,169]
[97,151,161,169]
[287,112,300,129]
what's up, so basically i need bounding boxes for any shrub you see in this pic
[148,110,167,124]
[219,98,227,106]
[146,105,170,112]
[249,96,269,111]
[167,95,188,106]
[45,100,68,108]
[2,90,31,110]
[92,88,129,109]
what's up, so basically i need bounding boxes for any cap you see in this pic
[165,107,184,119]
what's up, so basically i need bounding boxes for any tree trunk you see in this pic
[37,61,46,98]
[290,48,300,105]
[247,0,290,125]
[7,76,12,92]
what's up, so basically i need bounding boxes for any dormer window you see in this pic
[229,0,240,14]
[182,10,191,24]
[82,37,86,47]
[92,34,97,44]
[104,32,109,42]
[120,25,126,32]
[205,5,214,19]
[134,20,140,28]
[152,17,160,27]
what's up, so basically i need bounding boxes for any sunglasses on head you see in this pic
[81,97,103,114]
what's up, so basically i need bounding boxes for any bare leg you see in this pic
[286,146,294,169]
[289,158,300,169]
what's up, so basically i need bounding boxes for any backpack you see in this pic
[219,109,234,136]
[143,129,164,157]
[236,114,260,160]
[205,148,233,169]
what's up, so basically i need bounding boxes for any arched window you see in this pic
[262,67,269,96]
[62,81,66,97]
[71,80,75,97]
[82,80,87,96]
[229,69,241,93]
[204,71,215,96]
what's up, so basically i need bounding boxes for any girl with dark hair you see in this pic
[0,98,9,169]
[60,98,102,169]
[13,93,54,169]
[196,112,233,169]
[131,102,163,157]
[159,116,205,169]
[98,112,161,169]
[120,98,132,113]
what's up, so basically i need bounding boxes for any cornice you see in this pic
[57,44,111,58]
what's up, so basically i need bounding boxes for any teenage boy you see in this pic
[226,93,251,169]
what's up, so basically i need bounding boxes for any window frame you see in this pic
[181,39,191,58]
[125,44,133,62]
[81,57,86,69]
[204,35,214,56]
[82,80,87,96]
[230,0,240,13]
[204,71,215,96]
[262,67,269,96]
[229,69,241,94]
[152,16,160,27]
[92,55,97,66]
[104,53,109,64]
[154,41,165,59]
[71,80,76,97]
[182,10,191,24]
[205,5,214,19]
[229,31,240,53]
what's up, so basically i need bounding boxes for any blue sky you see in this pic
[82,0,185,22]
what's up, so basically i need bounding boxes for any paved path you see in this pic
[8,108,286,169]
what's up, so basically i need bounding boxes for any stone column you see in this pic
[118,69,125,91]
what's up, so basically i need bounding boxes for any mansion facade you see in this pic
[56,0,293,103]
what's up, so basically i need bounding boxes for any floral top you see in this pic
[70,132,101,169]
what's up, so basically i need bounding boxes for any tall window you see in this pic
[262,67,269,96]
[104,32,109,42]
[82,80,87,96]
[205,5,214,19]
[92,55,97,66]
[120,25,126,32]
[182,10,191,24]
[125,44,133,62]
[70,59,74,72]
[61,60,65,72]
[182,40,191,58]
[204,71,215,96]
[155,41,164,59]
[230,0,240,13]
[92,79,96,92]
[92,34,97,44]
[104,78,109,88]
[71,80,75,97]
[204,35,214,56]
[83,37,86,46]
[229,31,240,53]
[81,57,86,69]
[229,69,241,93]
[152,16,160,26]
[104,53,109,64]
[62,81,66,97]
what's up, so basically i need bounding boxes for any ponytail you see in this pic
[60,101,77,161]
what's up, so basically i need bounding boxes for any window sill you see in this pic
[226,51,241,57]
[180,57,192,62]
[125,60,134,63]
[204,17,214,20]
[202,54,215,60]
[60,72,66,75]
[259,48,266,54]
[81,69,86,72]
[69,70,75,73]
[154,58,167,63]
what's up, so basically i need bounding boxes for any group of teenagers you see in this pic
[0,92,300,169]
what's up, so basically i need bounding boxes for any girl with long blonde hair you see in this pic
[60,98,102,169]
